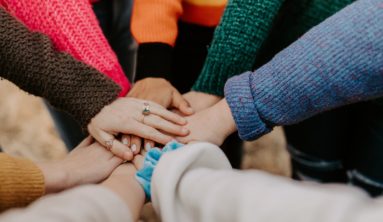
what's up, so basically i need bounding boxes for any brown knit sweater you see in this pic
[0,154,44,212]
[0,7,121,127]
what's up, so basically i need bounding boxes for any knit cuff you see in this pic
[192,57,255,97]
[135,43,173,81]
[0,154,44,211]
[224,72,272,140]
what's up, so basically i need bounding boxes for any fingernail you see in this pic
[182,128,189,134]
[122,137,129,146]
[145,143,151,151]
[131,144,137,153]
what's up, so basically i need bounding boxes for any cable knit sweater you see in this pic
[0,7,121,127]
[193,0,355,96]
[0,0,130,96]
[224,0,383,140]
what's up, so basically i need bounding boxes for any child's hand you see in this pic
[177,99,237,146]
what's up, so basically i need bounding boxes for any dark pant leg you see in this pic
[346,101,383,197]
[170,22,242,168]
[285,107,350,183]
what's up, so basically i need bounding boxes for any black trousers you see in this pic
[287,100,383,196]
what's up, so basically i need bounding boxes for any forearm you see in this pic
[0,186,133,222]
[192,0,284,96]
[225,0,383,140]
[1,0,130,95]
[0,8,120,127]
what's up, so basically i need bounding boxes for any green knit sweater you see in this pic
[192,0,355,96]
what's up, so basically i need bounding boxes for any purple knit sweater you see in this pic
[224,0,383,141]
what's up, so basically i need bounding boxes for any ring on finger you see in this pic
[105,138,114,151]
[142,102,151,116]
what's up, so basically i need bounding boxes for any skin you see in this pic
[126,78,222,152]
[101,155,145,221]
[177,99,237,146]
[36,137,124,194]
[88,97,189,160]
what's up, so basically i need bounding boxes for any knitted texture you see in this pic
[136,141,183,200]
[193,0,355,96]
[0,154,44,211]
[224,0,383,140]
[0,0,130,96]
[0,8,121,128]
[132,0,226,46]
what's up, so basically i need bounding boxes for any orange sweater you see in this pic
[132,0,227,46]
[0,154,44,212]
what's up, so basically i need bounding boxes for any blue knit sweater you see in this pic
[224,0,383,141]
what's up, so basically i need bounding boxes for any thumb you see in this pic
[172,91,194,116]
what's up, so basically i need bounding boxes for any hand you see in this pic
[102,155,145,221]
[37,137,123,194]
[128,78,194,115]
[88,97,189,160]
[183,91,222,112]
[176,99,237,146]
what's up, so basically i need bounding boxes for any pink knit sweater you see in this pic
[0,0,130,96]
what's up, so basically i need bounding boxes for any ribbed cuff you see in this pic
[193,57,254,97]
[135,43,173,81]
[224,72,272,140]
[0,155,44,211]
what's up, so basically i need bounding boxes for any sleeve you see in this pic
[0,0,130,96]
[0,7,121,127]
[192,0,285,96]
[151,142,383,222]
[0,185,133,222]
[0,154,44,211]
[131,0,182,80]
[224,0,383,140]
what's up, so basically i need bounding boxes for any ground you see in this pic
[0,79,291,221]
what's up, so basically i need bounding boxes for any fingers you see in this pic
[143,139,155,151]
[128,121,174,145]
[88,125,133,161]
[171,91,194,115]
[133,155,144,170]
[148,102,187,125]
[130,136,142,155]
[143,114,189,136]
[121,135,131,147]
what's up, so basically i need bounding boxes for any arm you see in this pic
[0,7,120,127]
[132,0,182,81]
[0,164,144,222]
[152,142,383,222]
[192,0,285,96]
[0,137,124,212]
[0,186,133,222]
[0,154,44,211]
[0,0,130,95]
[225,0,383,140]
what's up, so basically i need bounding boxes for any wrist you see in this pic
[36,161,70,194]
[214,99,237,138]
[102,173,145,220]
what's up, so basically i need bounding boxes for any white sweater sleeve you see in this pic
[0,185,133,222]
[151,142,383,222]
